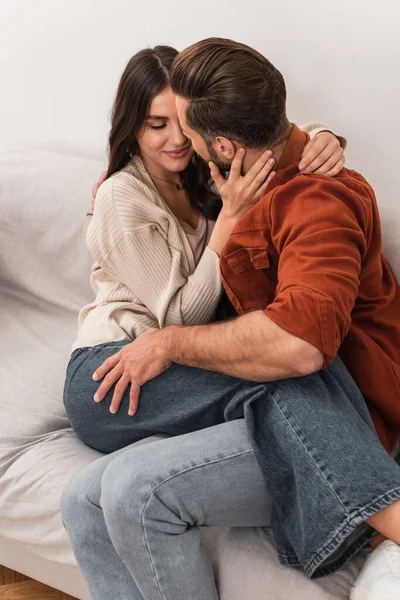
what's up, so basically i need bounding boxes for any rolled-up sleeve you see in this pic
[265,176,367,367]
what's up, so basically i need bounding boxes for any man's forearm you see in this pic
[159,310,323,382]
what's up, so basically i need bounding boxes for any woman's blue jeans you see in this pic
[62,342,400,593]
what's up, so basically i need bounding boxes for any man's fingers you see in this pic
[109,376,130,414]
[93,353,120,381]
[128,383,141,416]
[93,365,123,403]
[209,161,225,190]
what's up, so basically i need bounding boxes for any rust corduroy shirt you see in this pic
[220,124,400,454]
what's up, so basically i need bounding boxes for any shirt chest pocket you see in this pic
[224,247,270,274]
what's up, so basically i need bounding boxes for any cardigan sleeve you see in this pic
[299,122,347,149]
[88,176,223,329]
[105,231,222,327]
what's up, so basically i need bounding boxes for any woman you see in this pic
[62,45,346,600]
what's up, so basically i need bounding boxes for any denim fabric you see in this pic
[64,342,400,579]
[61,420,272,600]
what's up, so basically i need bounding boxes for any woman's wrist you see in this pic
[207,210,239,256]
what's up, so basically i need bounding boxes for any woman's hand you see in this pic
[210,148,276,221]
[299,131,344,176]
[91,171,107,211]
[207,148,276,256]
[92,328,171,416]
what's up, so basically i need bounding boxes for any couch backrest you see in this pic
[379,204,400,280]
[0,147,103,315]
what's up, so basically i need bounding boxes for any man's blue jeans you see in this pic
[61,420,274,600]
[63,342,400,585]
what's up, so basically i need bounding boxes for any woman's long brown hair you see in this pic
[106,46,221,220]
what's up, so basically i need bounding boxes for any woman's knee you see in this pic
[64,375,95,434]
[64,376,116,451]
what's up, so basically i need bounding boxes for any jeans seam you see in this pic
[139,448,254,598]
[269,389,350,515]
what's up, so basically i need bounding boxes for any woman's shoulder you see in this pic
[97,158,160,206]
[98,159,153,203]
[93,159,171,235]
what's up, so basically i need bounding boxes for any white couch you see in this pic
[1,147,399,600]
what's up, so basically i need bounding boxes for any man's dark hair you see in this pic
[170,37,290,149]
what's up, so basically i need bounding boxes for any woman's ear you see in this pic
[214,136,237,160]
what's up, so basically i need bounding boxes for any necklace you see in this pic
[135,159,184,190]
[147,170,183,191]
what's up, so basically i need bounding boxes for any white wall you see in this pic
[1,0,399,206]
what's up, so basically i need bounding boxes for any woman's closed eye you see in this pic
[149,124,166,130]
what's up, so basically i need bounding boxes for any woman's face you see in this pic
[137,87,193,174]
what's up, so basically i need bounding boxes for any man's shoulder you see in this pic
[266,167,375,217]
[257,168,377,243]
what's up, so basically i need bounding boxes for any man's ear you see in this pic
[214,136,238,160]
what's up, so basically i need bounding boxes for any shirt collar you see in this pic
[265,123,309,194]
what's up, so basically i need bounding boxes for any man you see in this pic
[62,39,400,600]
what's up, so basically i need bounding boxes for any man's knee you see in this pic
[100,448,169,527]
[60,457,107,524]
[61,468,91,526]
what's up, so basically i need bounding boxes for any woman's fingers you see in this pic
[92,182,100,201]
[300,134,342,173]
[244,150,273,186]
[299,135,330,170]
[248,158,276,195]
[302,143,341,174]
[319,157,345,178]
[210,148,246,193]
[91,171,108,211]
[208,161,225,190]
[311,151,341,175]
[254,171,276,201]
[229,148,245,179]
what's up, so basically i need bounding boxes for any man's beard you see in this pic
[207,142,232,175]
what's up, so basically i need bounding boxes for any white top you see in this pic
[72,123,339,351]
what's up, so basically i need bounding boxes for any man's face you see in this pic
[175,96,232,173]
